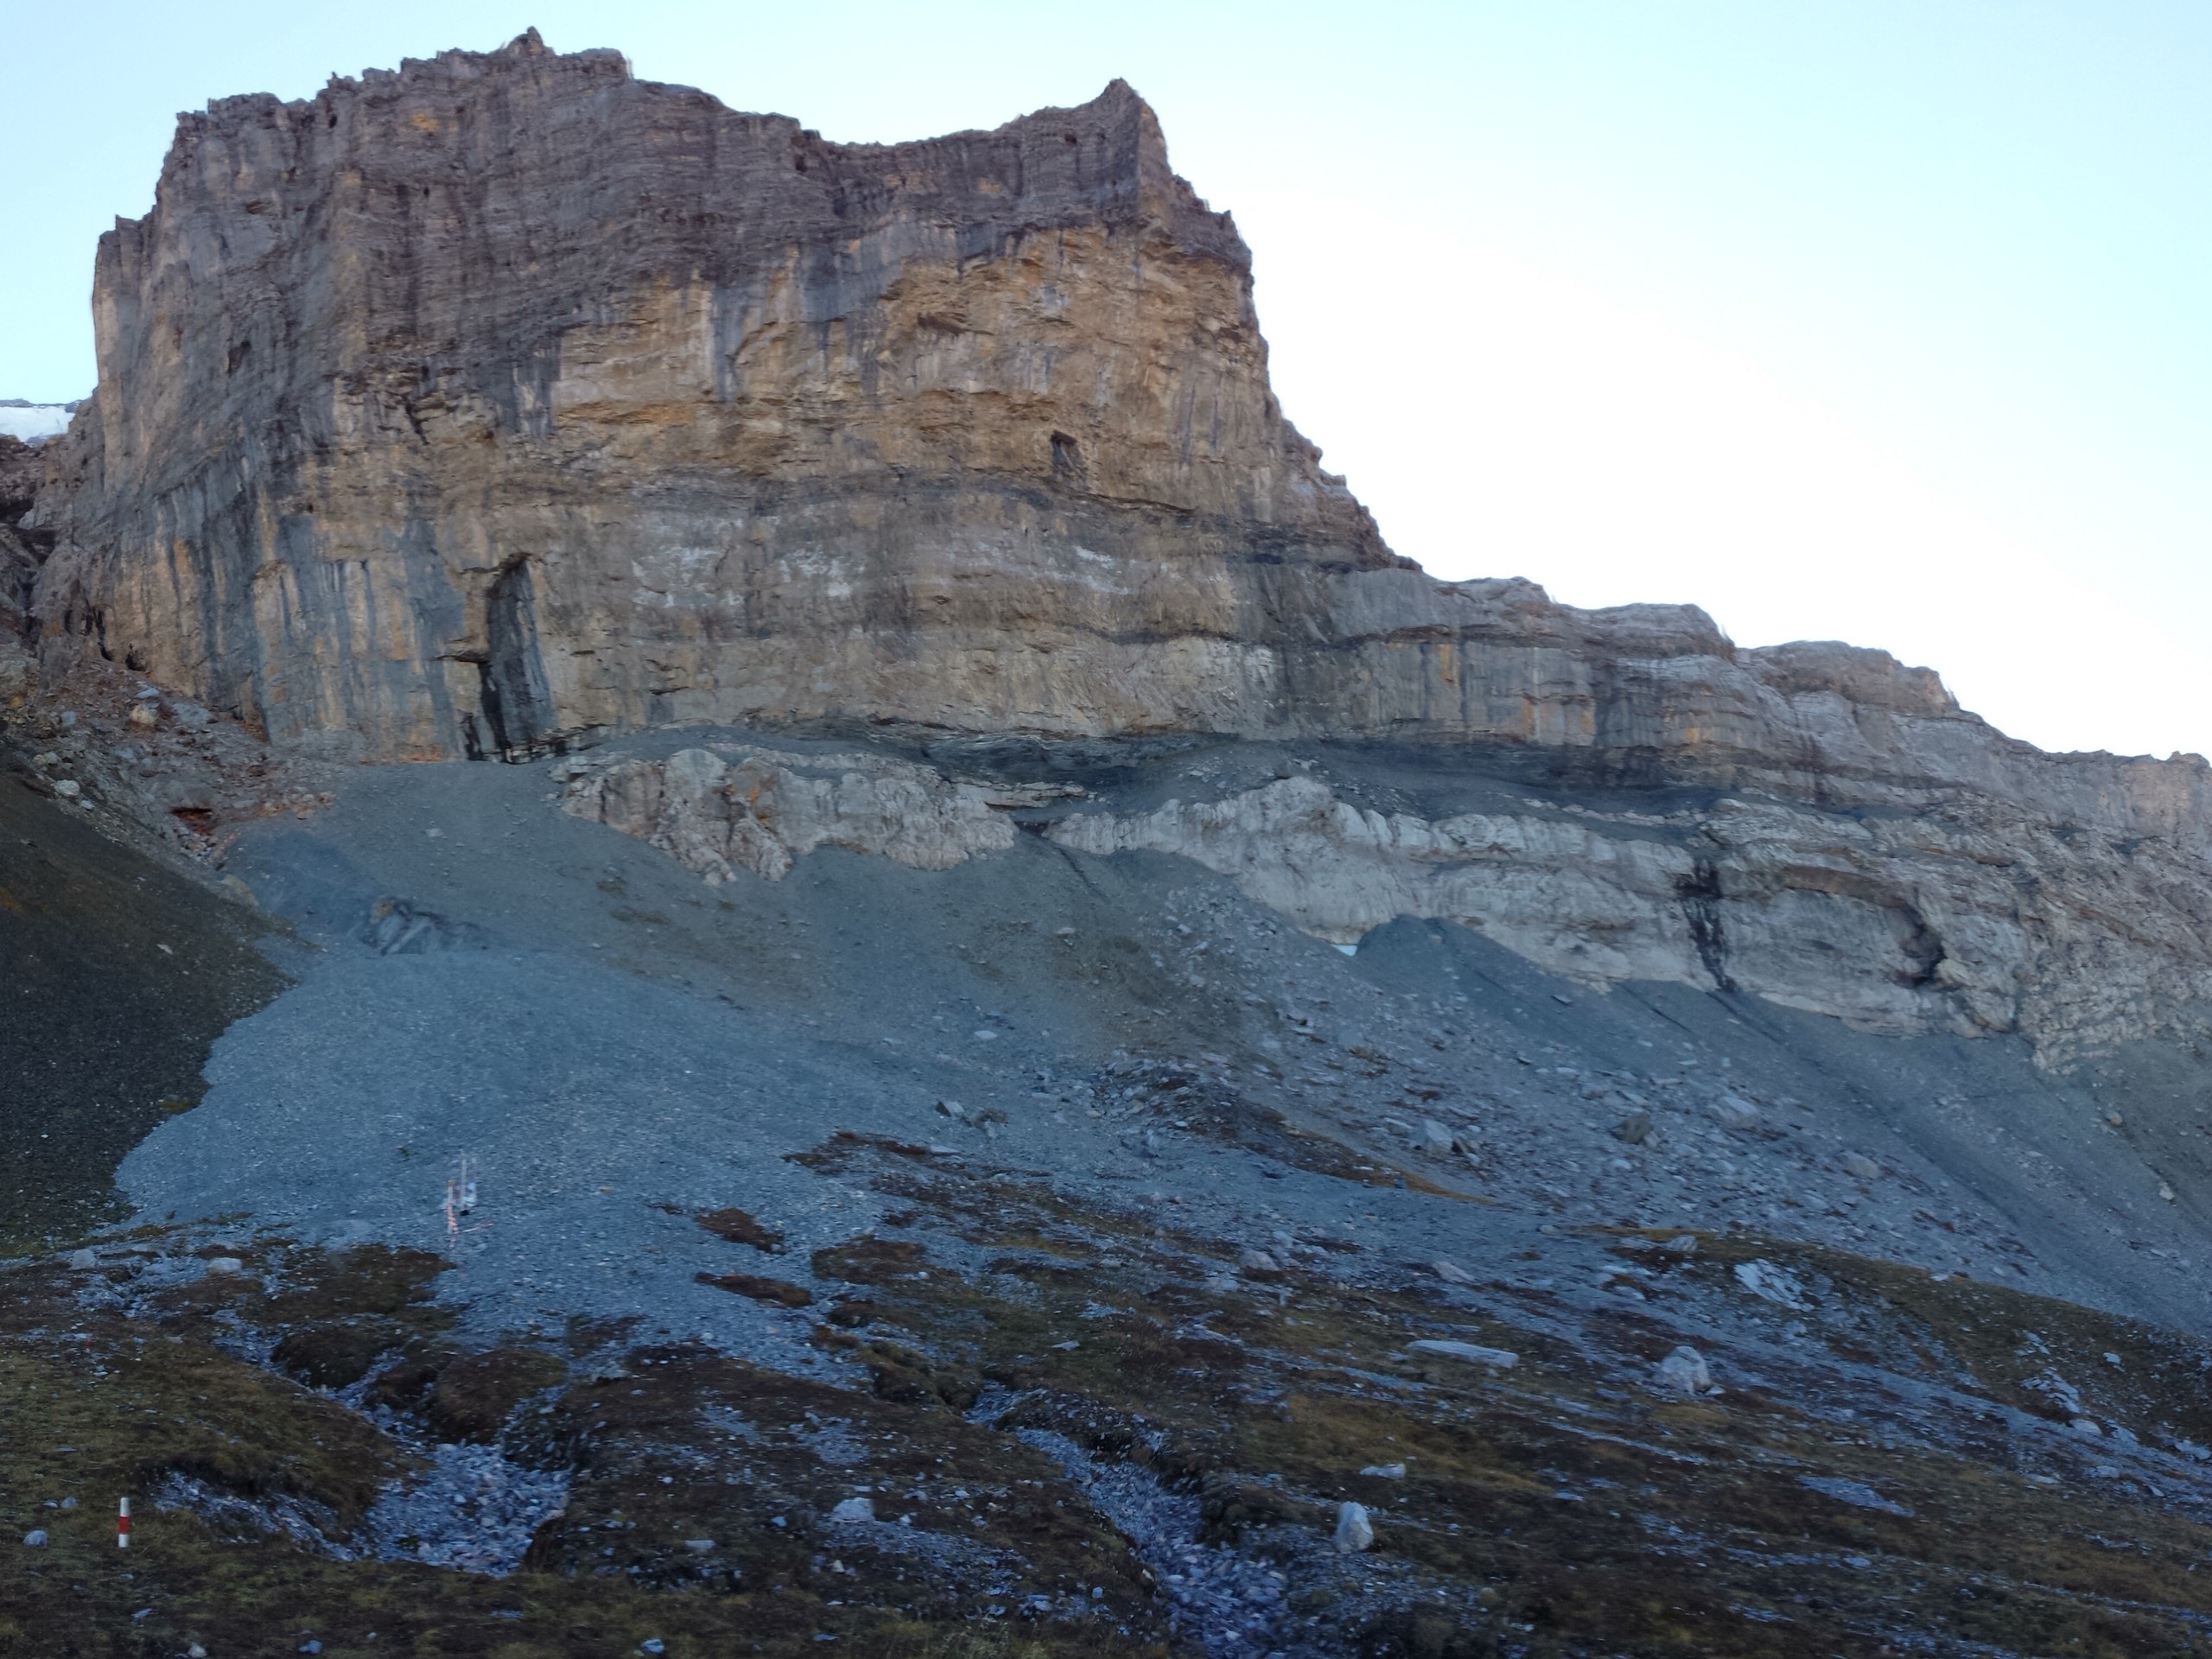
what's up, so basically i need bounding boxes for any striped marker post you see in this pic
[118,1497,130,1548]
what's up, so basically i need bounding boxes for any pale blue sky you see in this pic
[7,3,2209,757]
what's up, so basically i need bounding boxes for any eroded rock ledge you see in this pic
[561,747,1033,883]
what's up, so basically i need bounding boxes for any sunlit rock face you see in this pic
[27,30,2212,1064]
[31,31,1387,761]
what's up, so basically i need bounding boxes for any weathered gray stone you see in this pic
[1408,1339,1518,1369]
[1654,1345,1713,1395]
[1332,1501,1374,1553]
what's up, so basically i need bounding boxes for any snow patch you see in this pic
[0,400,77,443]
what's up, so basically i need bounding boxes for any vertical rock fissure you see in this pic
[480,558,553,753]
[1677,855,1736,992]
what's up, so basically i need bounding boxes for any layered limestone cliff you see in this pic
[25,31,2212,1065]
[32,31,1386,762]
[38,31,2200,817]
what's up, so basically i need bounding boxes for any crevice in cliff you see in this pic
[1676,855,1735,992]
[480,558,554,752]
[1894,902,1948,991]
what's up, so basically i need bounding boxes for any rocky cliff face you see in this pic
[1,435,46,643]
[32,31,1385,762]
[39,32,2191,806]
[26,31,2212,1067]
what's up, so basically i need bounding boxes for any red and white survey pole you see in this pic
[117,1497,130,1548]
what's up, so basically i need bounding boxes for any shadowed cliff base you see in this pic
[0,746,283,1249]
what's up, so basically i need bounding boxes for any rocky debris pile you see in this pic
[1,644,334,861]
[363,1440,569,1575]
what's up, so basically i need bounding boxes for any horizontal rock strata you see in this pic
[31,32,1382,762]
[21,32,2212,1067]
[566,744,2212,1064]
[1047,773,2212,1063]
[561,747,1038,883]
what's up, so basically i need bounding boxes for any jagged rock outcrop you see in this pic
[562,746,1041,882]
[562,741,2212,1064]
[0,434,52,706]
[1,435,46,639]
[38,32,2203,827]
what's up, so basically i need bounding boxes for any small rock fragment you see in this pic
[1432,1258,1473,1286]
[1421,1119,1454,1156]
[66,1249,97,1270]
[1332,1501,1375,1553]
[2160,1183,2177,1203]
[683,1538,716,1552]
[1408,1338,1517,1369]
[2070,1417,2103,1437]
[21,1529,46,1547]
[1799,1475,1915,1517]
[1662,1234,1699,1255]
[1238,1249,1280,1274]
[1710,1095,1760,1131]
[828,1497,876,1523]
[52,779,80,799]
[1733,1259,1808,1309]
[1358,1462,1407,1479]
[1611,1112,1652,1146]
[1841,1152,1883,1180]
[204,1257,245,1276]
[1653,1344,1713,1395]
